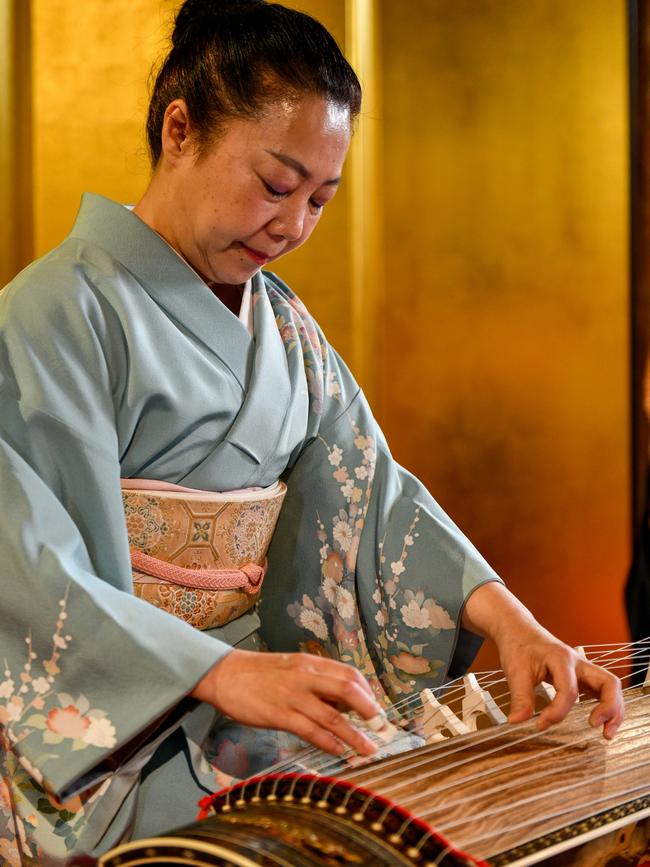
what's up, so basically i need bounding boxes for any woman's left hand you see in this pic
[461,582,624,739]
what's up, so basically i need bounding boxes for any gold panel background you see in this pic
[379,0,630,666]
[0,0,31,286]
[7,0,632,670]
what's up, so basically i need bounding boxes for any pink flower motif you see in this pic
[390,652,431,675]
[280,324,294,342]
[46,705,90,739]
[333,618,359,651]
[333,467,348,483]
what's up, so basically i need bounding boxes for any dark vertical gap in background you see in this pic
[11,0,32,275]
[630,0,648,535]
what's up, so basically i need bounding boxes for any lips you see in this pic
[240,243,271,266]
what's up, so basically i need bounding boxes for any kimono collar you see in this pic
[68,192,253,388]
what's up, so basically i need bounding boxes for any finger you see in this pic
[537,658,579,730]
[505,664,536,724]
[278,708,348,756]
[299,696,378,755]
[577,662,624,739]
[303,656,378,704]
[307,670,384,723]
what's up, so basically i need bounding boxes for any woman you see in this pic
[0,0,622,863]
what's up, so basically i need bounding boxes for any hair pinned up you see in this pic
[171,0,266,48]
[146,0,361,166]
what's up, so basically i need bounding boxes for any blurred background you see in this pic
[0,0,634,669]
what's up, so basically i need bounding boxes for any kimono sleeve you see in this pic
[0,262,229,800]
[260,327,502,703]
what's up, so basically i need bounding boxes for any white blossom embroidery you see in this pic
[424,599,455,630]
[326,372,341,397]
[322,576,338,605]
[299,609,328,641]
[83,716,117,749]
[334,587,355,621]
[30,678,49,695]
[400,599,431,629]
[333,520,353,552]
[328,445,343,467]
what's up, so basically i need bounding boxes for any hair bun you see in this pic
[172,0,266,47]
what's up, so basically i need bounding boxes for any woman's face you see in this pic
[157,94,352,287]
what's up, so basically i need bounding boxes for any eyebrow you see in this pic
[266,150,341,186]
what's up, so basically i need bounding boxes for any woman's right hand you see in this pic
[190,649,383,757]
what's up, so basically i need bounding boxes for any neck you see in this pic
[209,282,244,316]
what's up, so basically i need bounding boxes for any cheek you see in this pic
[299,214,321,245]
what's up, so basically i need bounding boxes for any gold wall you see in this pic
[0,0,31,286]
[3,0,631,668]
[31,0,173,253]
[378,0,630,666]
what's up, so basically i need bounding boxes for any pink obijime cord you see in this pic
[130,549,266,594]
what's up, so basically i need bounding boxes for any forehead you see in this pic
[222,95,352,180]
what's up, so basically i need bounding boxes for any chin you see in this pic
[213,258,262,285]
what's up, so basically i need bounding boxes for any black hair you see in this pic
[146,0,362,166]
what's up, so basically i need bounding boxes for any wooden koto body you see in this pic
[75,642,650,866]
[339,686,650,864]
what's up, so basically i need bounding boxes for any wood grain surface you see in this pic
[341,687,650,862]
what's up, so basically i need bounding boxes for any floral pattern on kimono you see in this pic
[260,273,501,707]
[0,590,116,861]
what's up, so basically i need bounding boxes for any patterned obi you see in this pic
[121,479,287,630]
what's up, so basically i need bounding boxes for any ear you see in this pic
[160,99,197,166]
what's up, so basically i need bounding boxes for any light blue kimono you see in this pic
[0,193,500,864]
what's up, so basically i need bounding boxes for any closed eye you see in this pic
[262,180,288,200]
[263,177,327,215]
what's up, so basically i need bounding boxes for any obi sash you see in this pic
[121,479,287,630]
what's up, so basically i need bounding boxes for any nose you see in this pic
[269,200,306,243]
